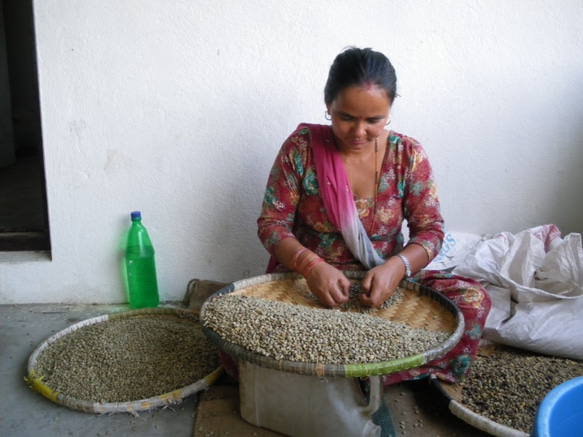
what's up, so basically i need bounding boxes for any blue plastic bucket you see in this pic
[531,375,583,436]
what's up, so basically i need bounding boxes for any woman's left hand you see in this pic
[359,257,406,308]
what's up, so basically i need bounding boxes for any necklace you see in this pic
[335,132,380,234]
[370,136,379,234]
[374,137,379,202]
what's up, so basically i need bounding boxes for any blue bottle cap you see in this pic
[131,211,142,220]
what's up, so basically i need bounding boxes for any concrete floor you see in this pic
[1,303,491,437]
[0,303,198,437]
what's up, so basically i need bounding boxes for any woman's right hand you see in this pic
[305,262,351,308]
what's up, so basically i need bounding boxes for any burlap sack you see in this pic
[183,279,228,312]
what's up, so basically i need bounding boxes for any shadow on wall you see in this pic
[547,111,583,236]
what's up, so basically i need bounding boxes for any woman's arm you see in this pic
[361,136,444,307]
[257,129,350,307]
[257,137,302,259]
[402,139,445,261]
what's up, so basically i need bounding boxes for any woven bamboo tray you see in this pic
[431,341,583,437]
[26,308,224,414]
[431,341,530,437]
[433,377,529,437]
[201,272,464,378]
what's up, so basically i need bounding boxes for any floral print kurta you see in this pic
[257,124,445,270]
[255,124,491,385]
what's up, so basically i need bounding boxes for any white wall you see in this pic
[1,0,582,304]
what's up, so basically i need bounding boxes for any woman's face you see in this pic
[327,84,391,153]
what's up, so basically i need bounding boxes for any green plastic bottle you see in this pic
[125,211,159,309]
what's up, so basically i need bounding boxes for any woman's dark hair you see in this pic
[324,47,397,106]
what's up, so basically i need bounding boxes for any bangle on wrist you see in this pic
[298,252,316,274]
[397,254,412,277]
[291,248,307,271]
[302,257,324,278]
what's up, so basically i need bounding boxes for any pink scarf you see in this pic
[306,123,385,270]
[265,124,384,273]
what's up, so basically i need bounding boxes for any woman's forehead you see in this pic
[331,85,391,114]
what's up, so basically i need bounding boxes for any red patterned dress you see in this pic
[257,124,491,384]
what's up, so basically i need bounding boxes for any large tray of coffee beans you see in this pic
[201,272,464,378]
[431,340,583,436]
[26,308,223,414]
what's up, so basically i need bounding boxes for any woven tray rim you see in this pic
[429,339,579,437]
[26,307,224,414]
[200,272,464,377]
[431,373,530,437]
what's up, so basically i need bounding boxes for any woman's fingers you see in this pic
[306,264,350,307]
[329,277,350,305]
[359,286,395,308]
[360,268,398,307]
